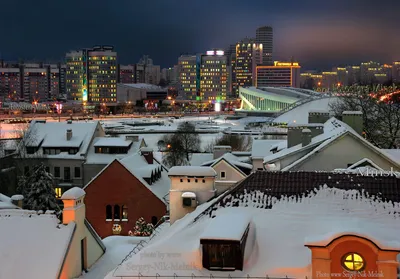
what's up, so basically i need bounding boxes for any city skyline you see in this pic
[0,0,399,70]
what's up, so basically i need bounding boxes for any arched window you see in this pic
[151,216,158,226]
[342,253,365,271]
[122,205,128,220]
[114,205,120,220]
[106,205,112,220]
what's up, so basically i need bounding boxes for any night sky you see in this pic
[1,0,399,70]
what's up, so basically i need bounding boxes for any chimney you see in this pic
[288,124,323,148]
[213,145,232,159]
[61,187,86,237]
[342,111,363,135]
[11,195,24,208]
[66,129,72,141]
[308,110,330,124]
[301,129,312,146]
[140,147,153,164]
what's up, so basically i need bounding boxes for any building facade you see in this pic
[0,68,22,101]
[200,50,228,101]
[118,65,135,84]
[232,39,262,96]
[393,62,400,84]
[66,46,118,103]
[255,61,301,87]
[255,26,273,65]
[178,55,198,100]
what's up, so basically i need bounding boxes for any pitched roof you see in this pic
[93,137,132,147]
[251,139,285,159]
[23,120,100,159]
[168,166,216,177]
[0,210,76,279]
[201,153,252,170]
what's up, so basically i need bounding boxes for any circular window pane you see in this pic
[342,253,365,271]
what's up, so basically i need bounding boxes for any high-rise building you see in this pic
[232,39,262,96]
[118,65,135,83]
[178,55,198,100]
[322,71,339,89]
[23,64,49,102]
[256,26,273,65]
[393,62,400,84]
[161,66,179,85]
[360,61,380,85]
[255,61,301,87]
[333,67,348,86]
[0,67,22,101]
[66,46,117,103]
[136,55,161,85]
[199,50,228,101]
[346,66,361,85]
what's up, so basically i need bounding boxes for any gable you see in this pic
[289,133,400,171]
[212,159,246,179]
[84,160,166,205]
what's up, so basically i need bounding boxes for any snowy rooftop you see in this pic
[93,137,132,147]
[251,139,285,159]
[119,83,165,90]
[190,153,214,166]
[85,137,145,165]
[0,193,18,209]
[119,153,170,203]
[106,185,400,279]
[200,211,251,241]
[23,120,100,158]
[201,153,252,171]
[0,210,75,279]
[168,166,217,177]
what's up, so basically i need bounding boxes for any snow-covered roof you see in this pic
[382,149,400,164]
[190,153,214,166]
[0,210,75,279]
[106,185,400,279]
[61,187,86,200]
[118,83,164,90]
[118,153,170,203]
[182,192,197,198]
[342,111,363,115]
[23,121,100,159]
[168,166,217,177]
[93,137,132,147]
[251,139,285,159]
[200,210,251,241]
[85,136,145,165]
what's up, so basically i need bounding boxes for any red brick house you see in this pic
[84,148,169,238]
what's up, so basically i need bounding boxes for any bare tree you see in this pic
[160,122,201,167]
[204,134,253,153]
[330,84,400,149]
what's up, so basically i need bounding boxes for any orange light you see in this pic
[167,144,171,148]
[318,82,321,86]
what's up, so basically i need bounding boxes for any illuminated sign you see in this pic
[206,50,224,56]
[215,102,221,112]
[206,51,215,55]
[273,61,300,67]
[216,50,224,56]
[82,88,88,102]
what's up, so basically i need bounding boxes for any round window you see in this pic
[342,253,365,271]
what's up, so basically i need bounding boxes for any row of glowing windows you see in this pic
[201,68,224,72]
[204,61,225,64]
[91,98,117,102]
[88,56,117,61]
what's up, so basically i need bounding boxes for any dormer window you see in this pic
[200,214,250,271]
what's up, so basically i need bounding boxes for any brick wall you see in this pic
[84,160,167,238]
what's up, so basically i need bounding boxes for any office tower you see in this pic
[393,62,400,84]
[118,65,135,83]
[322,71,339,89]
[136,55,161,85]
[161,66,179,85]
[256,26,273,65]
[232,39,262,96]
[360,61,380,85]
[47,64,60,99]
[178,55,198,100]
[199,50,228,101]
[66,46,117,103]
[255,61,301,87]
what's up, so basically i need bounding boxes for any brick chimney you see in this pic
[66,129,72,141]
[213,145,232,159]
[342,111,363,135]
[308,110,330,124]
[140,147,153,164]
[11,195,24,208]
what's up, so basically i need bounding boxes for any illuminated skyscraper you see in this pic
[255,61,301,87]
[393,62,400,84]
[200,50,228,101]
[66,46,117,103]
[256,26,273,65]
[232,39,262,96]
[178,55,198,100]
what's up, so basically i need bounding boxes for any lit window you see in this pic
[342,253,365,271]
[122,205,128,220]
[55,188,62,198]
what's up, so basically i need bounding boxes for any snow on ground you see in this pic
[274,97,339,124]
[77,236,147,279]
